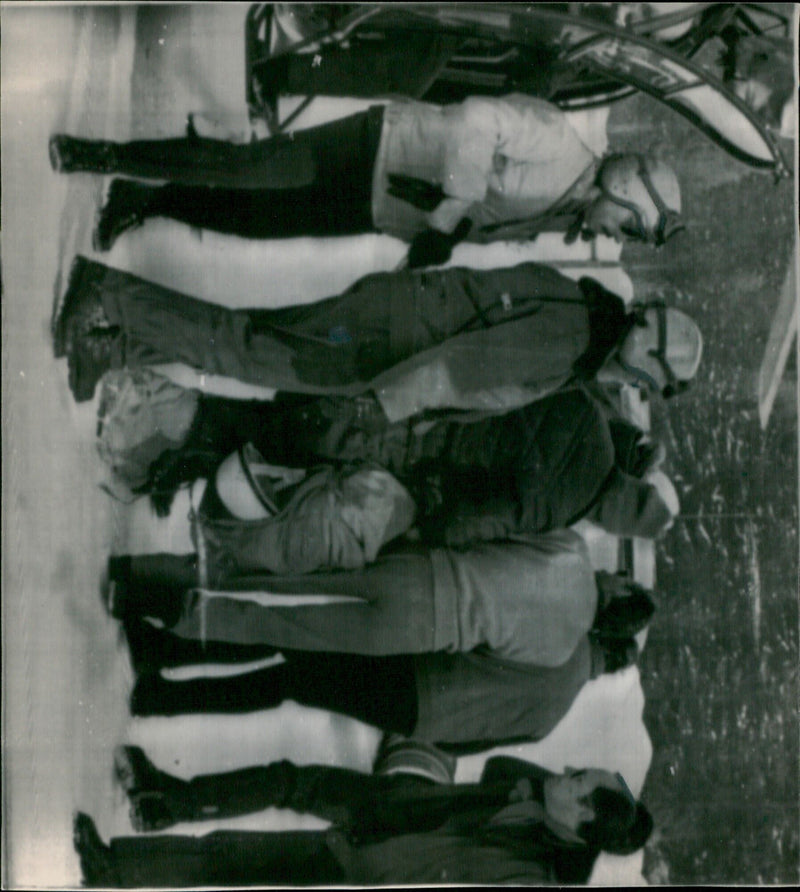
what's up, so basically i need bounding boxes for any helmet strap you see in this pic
[600,155,685,246]
[620,302,687,399]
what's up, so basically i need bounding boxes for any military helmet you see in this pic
[599,154,684,246]
[621,302,703,398]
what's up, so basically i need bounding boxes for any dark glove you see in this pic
[351,391,391,435]
[387,173,447,212]
[407,218,472,269]
[407,229,457,268]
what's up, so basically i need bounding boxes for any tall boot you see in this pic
[115,746,299,830]
[109,828,344,887]
[129,662,291,717]
[49,134,118,173]
[53,255,115,358]
[67,326,118,403]
[73,813,123,887]
[113,746,195,832]
[123,618,276,674]
[93,178,161,251]
[54,254,121,401]
[105,554,197,626]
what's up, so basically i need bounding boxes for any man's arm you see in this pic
[438,94,564,202]
[480,755,553,788]
[411,465,520,547]
[407,95,566,262]
[407,218,473,268]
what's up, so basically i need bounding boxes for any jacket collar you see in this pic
[572,277,633,381]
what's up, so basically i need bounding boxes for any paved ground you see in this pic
[3,5,655,887]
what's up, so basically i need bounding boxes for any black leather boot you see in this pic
[67,328,117,402]
[53,255,114,358]
[93,178,159,251]
[114,746,196,832]
[130,663,290,717]
[49,134,118,173]
[103,555,191,627]
[115,745,297,829]
[72,813,121,887]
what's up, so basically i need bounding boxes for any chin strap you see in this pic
[601,155,685,247]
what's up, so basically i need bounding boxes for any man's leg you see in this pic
[259,33,460,99]
[115,745,427,830]
[86,108,383,249]
[130,651,418,733]
[130,182,374,239]
[108,828,344,887]
[68,258,391,393]
[166,551,441,655]
[107,554,199,626]
[52,107,382,188]
[122,618,277,674]
[67,257,548,400]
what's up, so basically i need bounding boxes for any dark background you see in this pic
[607,16,798,881]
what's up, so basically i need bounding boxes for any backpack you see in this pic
[96,368,199,492]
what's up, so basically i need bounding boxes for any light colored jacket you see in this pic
[430,529,598,667]
[371,94,596,241]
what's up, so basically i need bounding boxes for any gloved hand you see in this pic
[352,391,391,434]
[407,229,457,268]
[407,219,473,269]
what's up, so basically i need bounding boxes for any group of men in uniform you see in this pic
[51,85,703,886]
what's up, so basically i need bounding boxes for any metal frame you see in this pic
[244,3,789,177]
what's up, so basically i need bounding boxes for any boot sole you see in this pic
[92,178,145,253]
[53,255,89,358]
[113,744,150,793]
[53,255,106,358]
[48,136,64,172]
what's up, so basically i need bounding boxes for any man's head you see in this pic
[723,33,795,135]
[614,302,703,398]
[594,571,656,638]
[543,767,653,854]
[584,154,683,246]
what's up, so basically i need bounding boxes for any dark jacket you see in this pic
[312,756,598,885]
[258,385,618,546]
[105,758,596,886]
[406,386,616,544]
[146,385,619,540]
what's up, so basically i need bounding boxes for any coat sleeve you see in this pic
[439,95,571,203]
[196,465,415,580]
[415,466,521,548]
[373,263,590,421]
[480,756,553,788]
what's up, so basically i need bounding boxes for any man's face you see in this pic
[616,308,670,392]
[543,767,624,833]
[582,195,646,244]
[732,77,774,117]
